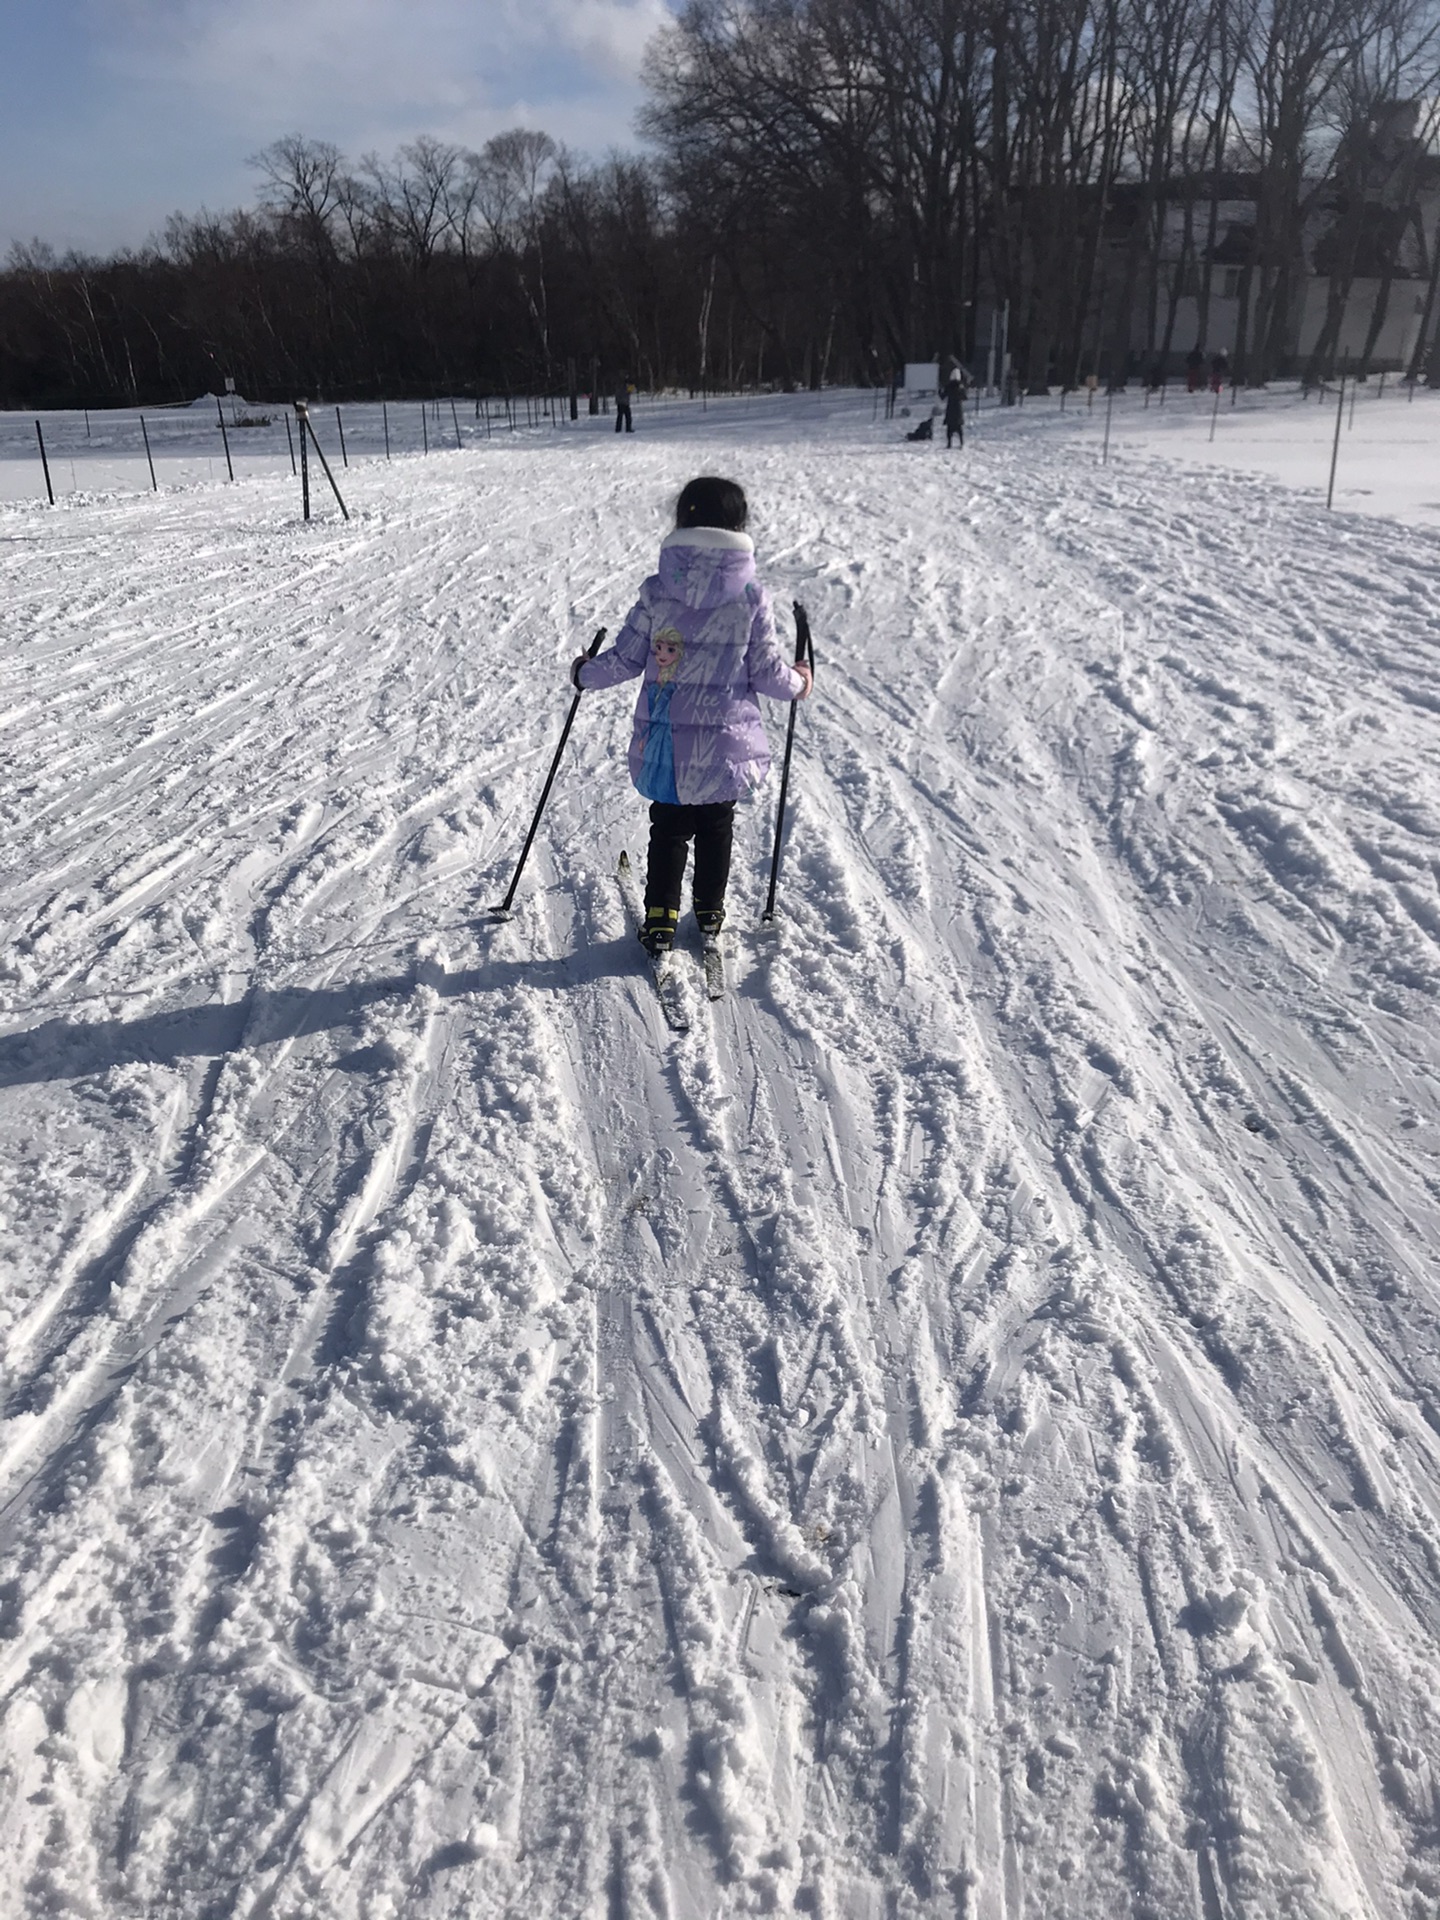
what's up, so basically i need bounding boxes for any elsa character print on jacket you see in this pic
[637,629,684,803]
[576,527,804,804]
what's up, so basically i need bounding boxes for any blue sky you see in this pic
[2,0,673,257]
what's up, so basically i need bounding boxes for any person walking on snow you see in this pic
[571,476,812,955]
[944,367,966,448]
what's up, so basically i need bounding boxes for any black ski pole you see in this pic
[491,628,607,917]
[761,602,814,925]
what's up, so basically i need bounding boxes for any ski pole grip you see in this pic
[792,601,814,674]
[572,626,606,692]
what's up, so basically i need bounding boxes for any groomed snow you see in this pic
[2,392,1440,1918]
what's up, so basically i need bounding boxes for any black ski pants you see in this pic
[615,402,633,433]
[645,801,734,915]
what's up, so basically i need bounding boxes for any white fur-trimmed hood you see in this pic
[659,527,754,554]
[654,525,757,609]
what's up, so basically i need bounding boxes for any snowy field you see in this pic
[3,390,1440,1919]
[7,376,1440,528]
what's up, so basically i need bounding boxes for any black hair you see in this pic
[675,476,748,532]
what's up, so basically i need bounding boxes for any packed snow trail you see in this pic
[2,400,1440,1919]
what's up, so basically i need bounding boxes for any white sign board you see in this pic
[904,362,940,393]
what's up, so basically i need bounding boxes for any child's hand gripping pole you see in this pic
[490,628,606,917]
[760,602,815,926]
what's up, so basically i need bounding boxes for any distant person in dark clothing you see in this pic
[1186,347,1206,392]
[1210,351,1229,393]
[615,376,634,433]
[944,368,966,448]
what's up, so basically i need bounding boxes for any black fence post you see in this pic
[215,395,234,482]
[335,405,349,467]
[303,410,349,520]
[35,422,54,504]
[1327,374,1346,509]
[140,415,157,491]
[296,401,311,520]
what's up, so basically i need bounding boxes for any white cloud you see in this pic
[91,0,673,155]
[0,0,678,253]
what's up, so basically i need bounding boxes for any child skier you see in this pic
[571,475,812,955]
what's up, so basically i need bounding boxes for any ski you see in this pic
[617,851,690,1032]
[702,935,727,1001]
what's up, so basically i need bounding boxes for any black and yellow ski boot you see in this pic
[639,906,678,958]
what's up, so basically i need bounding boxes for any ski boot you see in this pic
[696,906,726,1000]
[639,906,678,958]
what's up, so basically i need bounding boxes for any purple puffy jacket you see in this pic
[578,528,806,805]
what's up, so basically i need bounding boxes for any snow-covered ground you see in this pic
[3,392,1440,1919]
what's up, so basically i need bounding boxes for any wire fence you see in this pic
[0,385,841,508]
[3,377,1435,515]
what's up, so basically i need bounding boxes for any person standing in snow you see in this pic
[943,367,966,448]
[570,476,812,954]
[615,375,634,433]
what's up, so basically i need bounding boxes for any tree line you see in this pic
[5,0,1440,409]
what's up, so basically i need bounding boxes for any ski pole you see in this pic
[760,602,814,925]
[490,628,607,917]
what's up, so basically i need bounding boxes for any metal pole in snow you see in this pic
[35,422,54,504]
[450,398,462,449]
[383,400,391,460]
[140,415,157,491]
[303,411,349,520]
[1208,380,1222,443]
[1327,373,1346,509]
[334,406,349,467]
[422,407,429,455]
[284,412,296,476]
[215,395,234,481]
[296,401,311,520]
[1102,382,1115,463]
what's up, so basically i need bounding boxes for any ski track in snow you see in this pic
[2,399,1440,1918]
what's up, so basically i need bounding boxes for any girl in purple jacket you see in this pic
[572,476,812,954]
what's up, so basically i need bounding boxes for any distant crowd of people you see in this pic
[894,343,1232,449]
[1186,347,1230,393]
